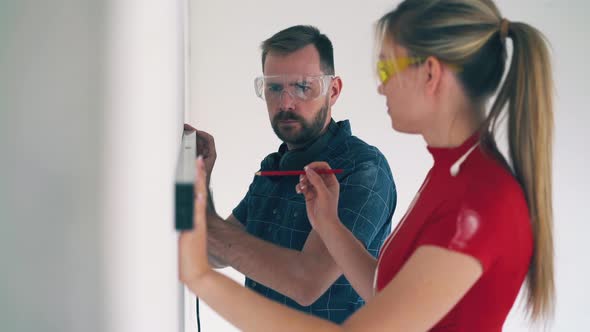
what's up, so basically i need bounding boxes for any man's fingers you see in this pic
[196,130,214,144]
[184,123,196,132]
[196,130,216,161]
[195,157,208,239]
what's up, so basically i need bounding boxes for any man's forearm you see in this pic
[204,196,235,268]
[207,219,323,306]
[206,187,216,215]
[203,187,227,268]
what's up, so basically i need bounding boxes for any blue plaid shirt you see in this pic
[233,120,396,323]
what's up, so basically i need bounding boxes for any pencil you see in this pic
[255,169,344,176]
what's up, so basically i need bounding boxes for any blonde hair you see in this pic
[377,0,554,321]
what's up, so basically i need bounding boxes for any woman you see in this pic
[179,0,554,330]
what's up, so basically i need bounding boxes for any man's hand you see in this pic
[184,124,217,186]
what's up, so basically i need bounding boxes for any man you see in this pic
[194,25,396,323]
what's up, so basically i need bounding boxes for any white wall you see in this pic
[188,0,590,331]
[1,0,186,331]
[103,0,185,331]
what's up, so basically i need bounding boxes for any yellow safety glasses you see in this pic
[377,57,425,84]
[377,56,461,84]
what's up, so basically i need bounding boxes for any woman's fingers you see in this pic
[304,167,329,196]
[178,156,211,285]
[298,175,310,190]
[297,162,336,200]
[305,161,331,171]
[296,180,313,196]
[303,168,329,201]
[304,161,339,190]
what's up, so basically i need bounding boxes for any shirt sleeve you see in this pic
[231,180,256,227]
[414,193,505,272]
[337,159,396,253]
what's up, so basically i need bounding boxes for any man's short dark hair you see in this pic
[261,25,335,75]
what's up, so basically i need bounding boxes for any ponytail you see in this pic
[484,21,555,321]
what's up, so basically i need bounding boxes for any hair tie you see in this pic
[500,18,510,41]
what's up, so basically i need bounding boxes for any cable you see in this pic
[196,297,201,332]
[450,143,479,177]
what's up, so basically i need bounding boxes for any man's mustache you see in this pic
[274,112,303,122]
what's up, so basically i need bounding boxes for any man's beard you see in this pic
[271,99,329,147]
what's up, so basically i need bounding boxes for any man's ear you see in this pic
[329,76,343,107]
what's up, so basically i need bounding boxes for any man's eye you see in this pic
[295,83,311,92]
[267,84,283,92]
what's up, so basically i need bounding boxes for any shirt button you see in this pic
[293,211,298,217]
[251,281,257,287]
[272,209,277,214]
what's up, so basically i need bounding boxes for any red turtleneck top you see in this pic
[374,134,533,331]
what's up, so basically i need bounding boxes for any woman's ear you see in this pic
[424,56,443,96]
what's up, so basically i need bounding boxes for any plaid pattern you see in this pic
[233,120,396,323]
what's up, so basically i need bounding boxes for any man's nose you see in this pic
[278,90,296,110]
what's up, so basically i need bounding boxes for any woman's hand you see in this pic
[296,161,341,235]
[178,156,212,289]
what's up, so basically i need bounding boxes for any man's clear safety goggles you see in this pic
[254,75,334,102]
